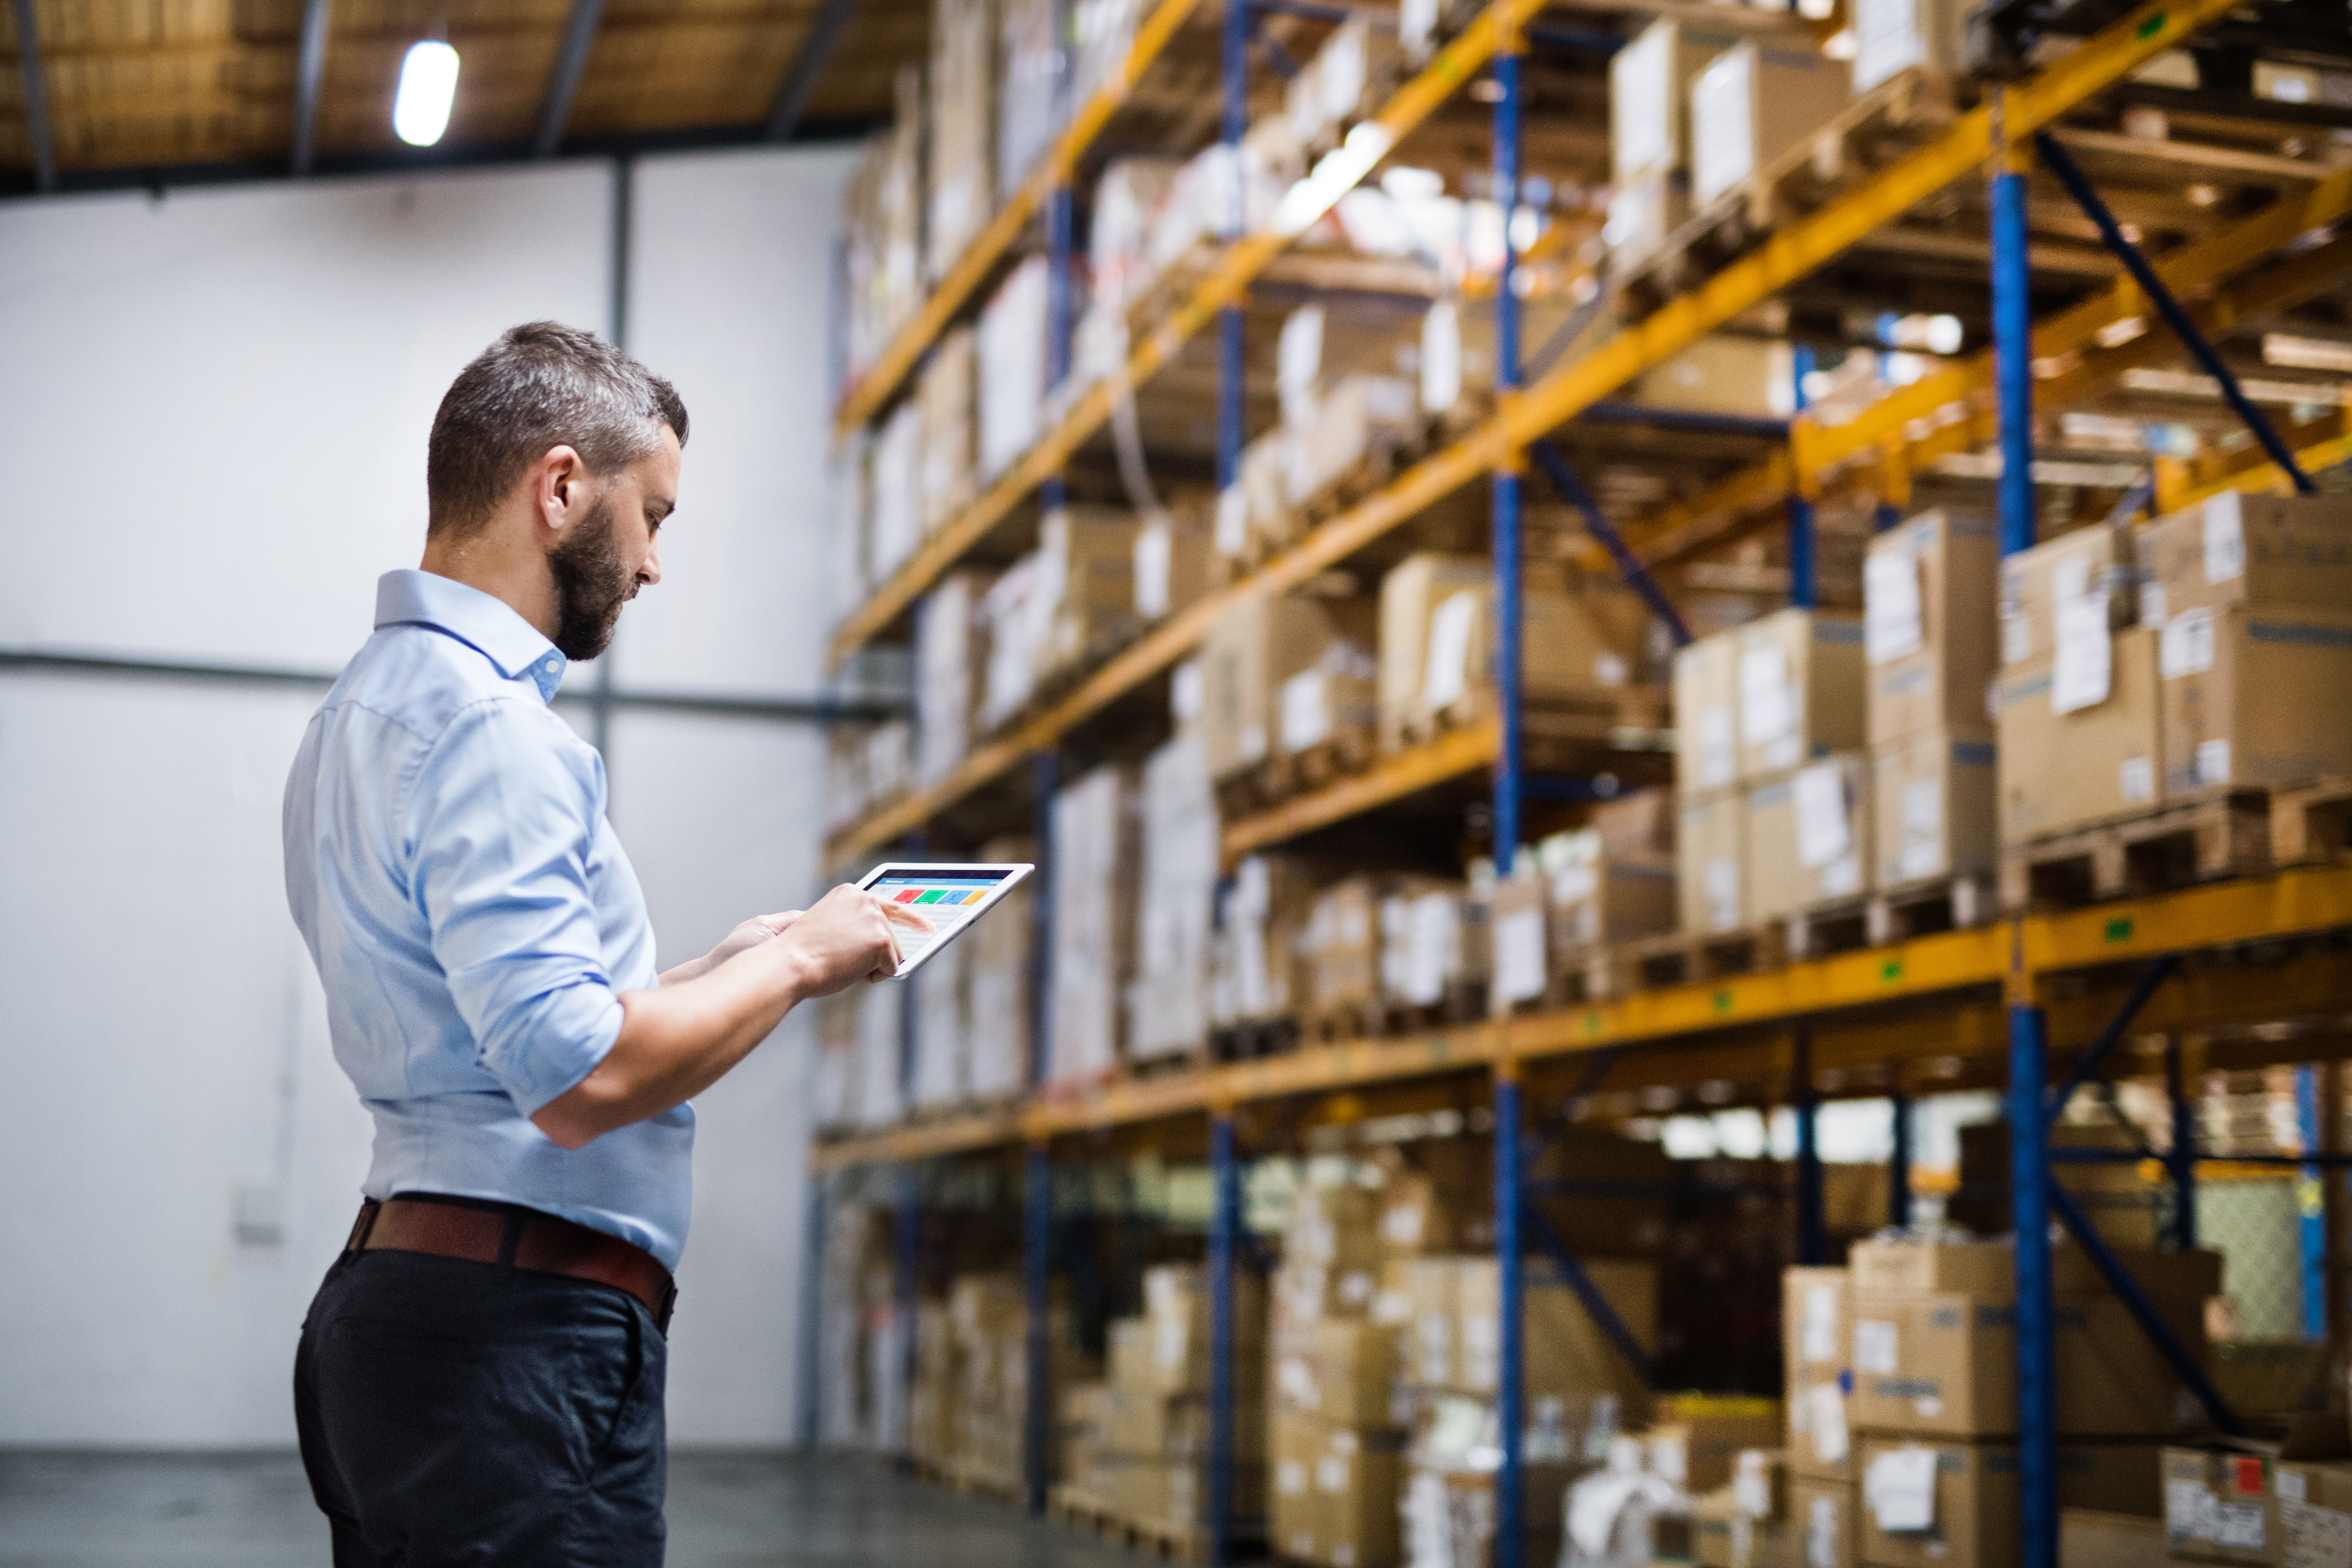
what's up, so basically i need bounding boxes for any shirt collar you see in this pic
[375,569,568,704]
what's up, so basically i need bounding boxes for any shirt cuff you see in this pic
[488,978,627,1118]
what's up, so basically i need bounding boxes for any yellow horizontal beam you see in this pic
[811,866,2352,1167]
[1219,719,1501,865]
[828,0,1206,441]
[827,0,1528,665]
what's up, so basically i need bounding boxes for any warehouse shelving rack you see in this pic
[809,0,2352,1559]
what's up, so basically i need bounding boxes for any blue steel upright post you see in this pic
[2300,1067,2326,1339]
[1208,1111,1240,1565]
[1205,5,1247,1557]
[1888,1092,1913,1231]
[1993,119,2055,1568]
[1490,40,1527,1568]
[1794,1030,1824,1266]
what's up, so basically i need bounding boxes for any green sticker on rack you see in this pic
[2136,11,2166,37]
[1428,1037,1450,1063]
[2105,917,2135,943]
[1882,959,1903,984]
[1713,989,1734,1014]
[1584,1012,1603,1038]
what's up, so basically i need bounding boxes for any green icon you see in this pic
[2136,11,2166,37]
[1584,1013,1602,1037]
[1882,960,1903,984]
[1713,990,1734,1014]
[2104,917,2134,943]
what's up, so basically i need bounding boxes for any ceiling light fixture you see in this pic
[394,38,461,147]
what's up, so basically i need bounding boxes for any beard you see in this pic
[547,495,638,662]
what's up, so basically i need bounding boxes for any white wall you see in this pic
[0,144,857,1448]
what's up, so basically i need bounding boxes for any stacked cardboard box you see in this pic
[2162,1429,2352,1565]
[947,1276,1029,1488]
[971,504,1142,730]
[1101,1264,1269,1538]
[1605,19,1734,273]
[2138,492,2352,795]
[1850,0,1971,94]
[1690,43,1851,209]
[1673,610,1867,931]
[841,65,926,386]
[909,1299,955,1467]
[1993,523,2153,842]
[869,397,925,585]
[965,834,1034,1098]
[1420,294,1603,432]
[916,327,980,536]
[1281,16,1410,156]
[996,0,1061,199]
[925,0,994,285]
[1201,590,1380,789]
[977,254,1051,482]
[1132,724,1217,1064]
[1486,795,1678,1011]
[1862,511,1998,891]
[1631,335,1797,421]
[1380,879,1487,1019]
[1133,498,1218,624]
[1845,1234,2218,1566]
[913,932,968,1110]
[1048,764,1141,1086]
[1376,554,1651,754]
[1210,853,1316,1039]
[915,569,991,787]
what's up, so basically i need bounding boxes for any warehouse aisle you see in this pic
[0,1450,1149,1567]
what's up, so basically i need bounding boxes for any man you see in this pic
[284,321,921,1565]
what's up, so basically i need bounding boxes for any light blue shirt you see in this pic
[284,570,692,1269]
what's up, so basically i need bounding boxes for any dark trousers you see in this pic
[294,1247,667,1567]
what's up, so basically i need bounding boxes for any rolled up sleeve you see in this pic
[409,699,625,1115]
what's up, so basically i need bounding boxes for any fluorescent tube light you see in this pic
[394,40,460,148]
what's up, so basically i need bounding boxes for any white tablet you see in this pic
[855,862,1036,977]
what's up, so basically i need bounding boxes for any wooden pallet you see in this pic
[1211,1016,1302,1062]
[1126,1045,1214,1079]
[1552,924,1788,1002]
[1048,1487,1221,1564]
[1999,790,2272,911]
[1391,688,1675,768]
[1866,872,1997,947]
[1615,66,1968,313]
[1214,724,1381,814]
[1774,896,1874,963]
[2272,775,2352,868]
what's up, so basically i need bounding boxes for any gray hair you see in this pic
[426,321,688,539]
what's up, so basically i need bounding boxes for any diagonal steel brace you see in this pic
[1530,440,1694,647]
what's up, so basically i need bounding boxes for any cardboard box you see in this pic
[1746,753,1873,919]
[1303,876,1386,1019]
[1791,1476,1857,1568]
[1398,1257,1461,1388]
[1848,1289,2207,1439]
[2276,1459,2352,1568]
[1271,1410,1406,1568]
[1865,509,2000,747]
[917,327,980,535]
[1486,874,1549,1011]
[1203,591,1379,781]
[1680,790,1748,933]
[1594,787,1677,860]
[2138,491,2352,623]
[1651,1396,1786,1494]
[1633,334,1798,422]
[1993,629,2163,841]
[2164,1446,2275,1564]
[1134,509,1217,623]
[1547,857,1678,949]
[1858,1438,2163,1568]
[1375,1170,1457,1258]
[1998,524,2134,670]
[1734,610,1868,782]
[1676,630,1742,793]
[1785,1268,1854,1483]
[1454,1258,1657,1405]
[1851,0,1972,93]
[1611,17,1740,181]
[1048,763,1140,1084]
[1696,1484,1743,1568]
[2158,605,2352,794]
[1038,504,1143,679]
[1846,1235,2222,1302]
[977,254,1050,480]
[2059,1507,2164,1568]
[1605,167,1693,277]
[1690,42,1852,207]
[1104,1388,1265,1462]
[1273,1319,1397,1426]
[1869,727,1997,889]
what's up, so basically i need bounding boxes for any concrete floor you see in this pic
[0,1450,1149,1568]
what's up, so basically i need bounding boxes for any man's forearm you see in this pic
[532,942,815,1149]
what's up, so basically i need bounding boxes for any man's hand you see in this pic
[531,885,931,1150]
[660,910,803,985]
[782,883,934,994]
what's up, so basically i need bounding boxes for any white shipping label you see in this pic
[1462,1313,1499,1388]
[1416,1313,1451,1383]
[1899,775,1945,882]
[1810,1380,1850,1465]
[2141,579,2169,629]
[2001,612,2033,665]
[1277,305,1326,429]
[1594,651,1629,687]
[1739,643,1797,747]
[1134,520,1172,620]
[1802,1283,1842,1365]
[1421,298,1463,415]
[2055,554,2092,605]
[2282,1498,2352,1568]
[1404,892,1459,1005]
[1421,590,1481,711]
[1704,858,1742,933]
[1278,1355,1320,1409]
[1494,905,1547,1004]
[2052,594,2115,714]
[1808,1497,1842,1568]
[1865,551,1927,664]
[1317,1455,1349,1494]
[1552,864,1598,909]
[2121,756,2155,804]
[1154,1314,1187,1372]
[1691,49,1756,206]
[1854,0,1926,93]
[2217,1503,2270,1551]
[1854,1319,1899,1375]
[1612,27,1671,179]
[1864,1446,1939,1533]
[2160,606,2216,679]
[2198,738,2233,787]
[1278,1459,1307,1496]
[1215,485,1247,557]
[1821,853,1862,899]
[1240,721,1267,765]
[1736,1456,1773,1520]
[2205,490,2247,583]
[1699,706,1737,790]
[2283,1473,2310,1504]
[1399,0,1436,53]
[1794,761,1853,870]
[1280,670,1331,753]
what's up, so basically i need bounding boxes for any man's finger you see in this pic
[879,898,934,931]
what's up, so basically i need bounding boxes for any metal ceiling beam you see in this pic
[290,0,332,175]
[534,0,609,158]
[765,0,862,142]
[11,0,56,193]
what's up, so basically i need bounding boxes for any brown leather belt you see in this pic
[346,1194,675,1332]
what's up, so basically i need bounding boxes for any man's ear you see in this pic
[536,446,584,538]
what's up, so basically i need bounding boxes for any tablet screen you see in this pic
[862,864,1030,975]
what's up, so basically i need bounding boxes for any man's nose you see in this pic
[640,536,663,587]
